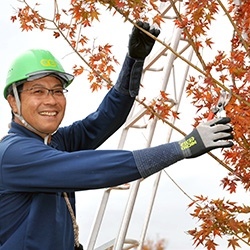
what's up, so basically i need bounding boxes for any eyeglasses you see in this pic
[20,86,68,98]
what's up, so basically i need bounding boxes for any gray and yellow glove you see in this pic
[128,21,160,60]
[179,117,233,158]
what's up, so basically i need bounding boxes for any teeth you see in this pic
[40,112,57,116]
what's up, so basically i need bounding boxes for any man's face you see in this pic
[8,76,67,138]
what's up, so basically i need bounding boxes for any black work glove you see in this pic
[75,243,84,250]
[178,117,233,158]
[128,21,160,60]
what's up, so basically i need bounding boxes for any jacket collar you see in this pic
[9,121,45,142]
[8,122,59,149]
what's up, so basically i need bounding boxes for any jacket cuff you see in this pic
[132,142,184,178]
[114,54,144,97]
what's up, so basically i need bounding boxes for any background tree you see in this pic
[10,0,250,249]
[142,238,166,250]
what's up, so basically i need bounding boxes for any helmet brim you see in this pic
[4,71,74,99]
[26,70,74,87]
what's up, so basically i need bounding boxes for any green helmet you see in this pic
[4,49,74,99]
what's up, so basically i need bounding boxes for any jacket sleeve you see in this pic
[0,135,185,193]
[54,87,134,151]
[0,136,185,192]
[0,135,141,192]
[54,55,144,151]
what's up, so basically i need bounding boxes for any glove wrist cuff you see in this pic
[178,129,205,158]
[127,53,145,62]
[114,55,144,97]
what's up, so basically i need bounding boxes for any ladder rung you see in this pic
[95,238,139,250]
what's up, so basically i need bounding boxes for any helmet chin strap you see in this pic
[12,83,51,144]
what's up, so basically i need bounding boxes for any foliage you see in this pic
[142,238,166,250]
[10,0,250,249]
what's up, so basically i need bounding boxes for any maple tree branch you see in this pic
[22,0,112,86]
[17,0,240,177]
[163,169,195,202]
[217,0,249,54]
[207,152,234,173]
[167,0,250,109]
[134,17,249,109]
[10,1,250,248]
[168,0,208,72]
[22,0,250,110]
[230,232,250,247]
[137,97,235,174]
[22,0,51,25]
[53,0,58,22]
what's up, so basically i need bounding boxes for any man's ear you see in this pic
[7,94,18,114]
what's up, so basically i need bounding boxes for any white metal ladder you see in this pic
[86,1,195,249]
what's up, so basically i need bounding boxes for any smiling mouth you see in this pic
[40,111,57,116]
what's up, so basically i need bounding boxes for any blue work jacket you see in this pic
[0,56,143,249]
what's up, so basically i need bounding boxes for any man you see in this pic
[0,22,233,250]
